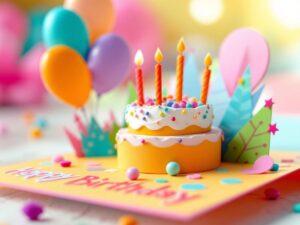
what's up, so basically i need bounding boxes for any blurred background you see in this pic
[0,0,300,152]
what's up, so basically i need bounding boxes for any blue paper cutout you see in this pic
[183,53,201,98]
[252,85,265,110]
[82,116,116,157]
[208,61,230,126]
[220,68,253,155]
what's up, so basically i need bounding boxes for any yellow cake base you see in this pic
[128,125,211,136]
[117,138,222,174]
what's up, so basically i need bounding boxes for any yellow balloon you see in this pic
[64,0,115,43]
[40,45,92,108]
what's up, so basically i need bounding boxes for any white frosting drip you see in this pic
[116,127,222,148]
[125,104,214,130]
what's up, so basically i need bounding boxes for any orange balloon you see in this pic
[40,45,91,108]
[64,0,115,43]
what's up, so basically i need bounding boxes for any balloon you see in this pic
[20,44,46,80]
[88,34,131,95]
[113,0,163,76]
[0,30,22,77]
[40,45,92,108]
[43,7,89,58]
[219,28,270,96]
[0,3,27,41]
[64,0,115,43]
[22,9,48,55]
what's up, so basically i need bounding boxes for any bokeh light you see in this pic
[189,0,223,25]
[269,0,300,29]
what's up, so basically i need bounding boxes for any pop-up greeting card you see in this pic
[0,3,297,220]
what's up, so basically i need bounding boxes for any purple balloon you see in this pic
[88,34,131,95]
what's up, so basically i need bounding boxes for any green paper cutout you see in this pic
[109,121,120,146]
[82,117,116,157]
[127,82,137,105]
[224,105,272,163]
[162,87,168,97]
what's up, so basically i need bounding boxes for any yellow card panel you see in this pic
[0,152,299,221]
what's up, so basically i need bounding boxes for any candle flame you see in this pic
[177,38,186,53]
[134,49,144,66]
[204,53,212,67]
[155,48,163,63]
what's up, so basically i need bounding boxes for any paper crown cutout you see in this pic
[63,83,136,157]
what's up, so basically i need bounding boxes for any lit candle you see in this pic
[200,53,212,105]
[155,48,163,105]
[134,49,144,106]
[175,38,186,102]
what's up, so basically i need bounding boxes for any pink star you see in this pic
[265,98,274,109]
[268,123,279,135]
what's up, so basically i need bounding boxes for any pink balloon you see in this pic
[19,44,46,79]
[0,2,27,40]
[0,30,21,79]
[242,155,273,175]
[113,0,163,76]
[219,28,270,96]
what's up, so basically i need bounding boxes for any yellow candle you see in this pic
[200,53,212,105]
[175,38,186,102]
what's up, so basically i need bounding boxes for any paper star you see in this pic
[265,98,274,109]
[268,123,279,135]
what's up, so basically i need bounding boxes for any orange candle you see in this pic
[155,48,163,105]
[175,38,186,102]
[134,50,144,106]
[200,53,212,105]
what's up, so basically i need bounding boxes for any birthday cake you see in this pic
[116,39,223,174]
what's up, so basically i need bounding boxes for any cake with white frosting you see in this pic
[116,96,223,174]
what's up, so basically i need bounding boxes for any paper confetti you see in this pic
[220,68,253,153]
[224,102,273,163]
[82,117,116,157]
[242,155,274,174]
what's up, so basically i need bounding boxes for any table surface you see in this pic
[0,103,300,225]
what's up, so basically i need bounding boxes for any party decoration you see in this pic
[242,155,274,175]
[219,28,270,96]
[81,117,116,157]
[155,48,163,105]
[0,2,27,40]
[64,128,84,157]
[88,34,131,95]
[43,7,89,58]
[134,49,145,105]
[22,9,48,55]
[220,69,252,151]
[207,68,230,127]
[64,0,115,43]
[252,85,264,110]
[200,53,212,105]
[183,52,201,99]
[113,0,162,75]
[223,100,274,163]
[40,45,91,108]
[175,38,186,102]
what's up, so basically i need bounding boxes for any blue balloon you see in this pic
[43,7,89,58]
